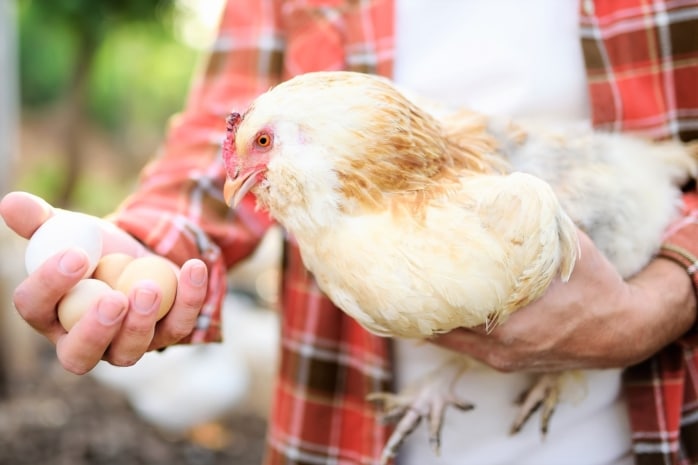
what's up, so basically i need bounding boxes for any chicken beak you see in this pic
[223,178,240,206]
[224,169,263,207]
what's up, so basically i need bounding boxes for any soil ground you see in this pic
[0,344,268,465]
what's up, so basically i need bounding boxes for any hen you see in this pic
[221,71,698,463]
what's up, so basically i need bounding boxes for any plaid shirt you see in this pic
[110,1,698,464]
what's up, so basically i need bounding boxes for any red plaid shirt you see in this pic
[111,1,698,464]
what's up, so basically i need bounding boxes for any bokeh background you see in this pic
[12,0,218,214]
[0,1,281,463]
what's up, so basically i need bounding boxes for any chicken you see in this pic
[221,71,698,463]
[89,290,279,432]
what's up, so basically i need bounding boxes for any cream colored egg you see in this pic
[93,253,135,287]
[57,279,113,331]
[115,256,177,320]
[25,212,103,277]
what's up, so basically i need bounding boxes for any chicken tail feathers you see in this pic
[655,138,698,186]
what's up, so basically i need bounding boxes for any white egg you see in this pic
[24,212,103,277]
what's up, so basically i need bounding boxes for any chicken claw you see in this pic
[368,360,474,465]
[510,372,562,435]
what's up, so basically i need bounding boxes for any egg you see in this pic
[57,278,113,331]
[115,256,177,320]
[93,253,135,287]
[25,212,103,277]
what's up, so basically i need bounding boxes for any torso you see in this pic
[391,1,632,463]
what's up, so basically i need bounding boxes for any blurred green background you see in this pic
[12,0,223,215]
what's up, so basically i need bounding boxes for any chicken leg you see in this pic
[510,372,562,435]
[511,370,586,435]
[368,358,474,465]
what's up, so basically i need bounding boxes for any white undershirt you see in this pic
[392,1,632,464]
[394,0,591,120]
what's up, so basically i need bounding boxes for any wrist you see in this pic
[657,242,698,287]
[625,258,697,361]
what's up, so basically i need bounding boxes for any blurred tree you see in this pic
[18,0,176,207]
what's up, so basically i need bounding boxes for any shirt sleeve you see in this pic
[107,0,284,343]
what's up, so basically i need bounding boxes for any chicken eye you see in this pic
[255,132,272,149]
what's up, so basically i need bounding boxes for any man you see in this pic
[2,1,698,463]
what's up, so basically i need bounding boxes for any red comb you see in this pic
[222,113,242,174]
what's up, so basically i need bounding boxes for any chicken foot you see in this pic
[510,372,562,436]
[368,359,474,465]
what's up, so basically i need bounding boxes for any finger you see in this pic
[55,290,128,374]
[13,248,91,342]
[149,259,208,349]
[430,328,495,361]
[0,191,53,238]
[432,329,545,373]
[104,281,162,366]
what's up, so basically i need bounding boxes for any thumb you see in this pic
[0,191,54,238]
[430,328,493,356]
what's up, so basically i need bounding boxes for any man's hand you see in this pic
[432,230,697,372]
[0,191,210,374]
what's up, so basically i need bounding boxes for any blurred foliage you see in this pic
[19,0,198,128]
[18,5,76,106]
[20,0,174,38]
[16,0,204,214]
[15,157,137,216]
[89,23,198,133]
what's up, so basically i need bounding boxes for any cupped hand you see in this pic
[0,191,209,374]
[431,229,697,372]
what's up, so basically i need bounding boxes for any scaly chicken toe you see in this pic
[510,372,562,435]
[368,360,474,464]
[369,390,474,465]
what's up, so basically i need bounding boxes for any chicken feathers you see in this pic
[221,70,698,462]
[223,71,579,338]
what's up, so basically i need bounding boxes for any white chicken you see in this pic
[89,290,279,432]
[221,71,697,463]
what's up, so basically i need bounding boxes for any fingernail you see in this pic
[133,285,157,314]
[189,263,206,287]
[97,296,126,325]
[58,249,86,276]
